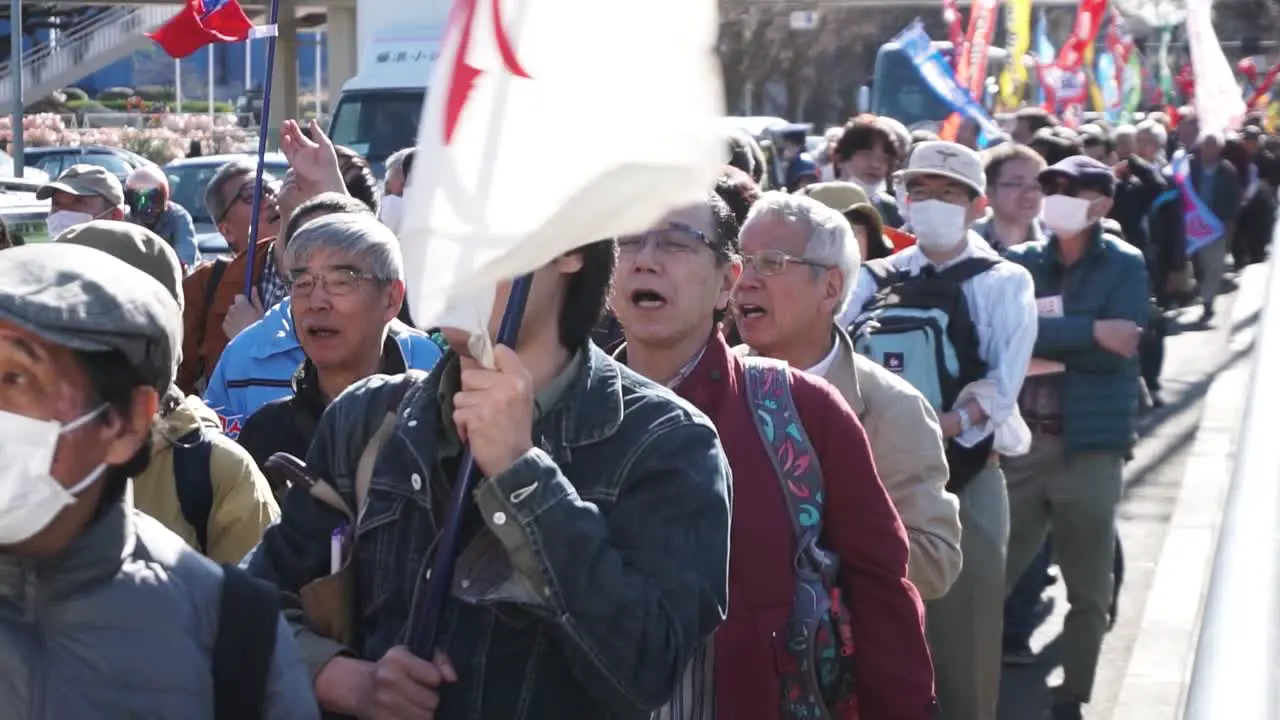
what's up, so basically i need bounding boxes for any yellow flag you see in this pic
[998,0,1033,109]
[1084,43,1106,111]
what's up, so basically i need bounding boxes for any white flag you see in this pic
[399,0,725,365]
[1185,0,1245,136]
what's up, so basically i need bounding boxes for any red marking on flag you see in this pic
[443,0,533,145]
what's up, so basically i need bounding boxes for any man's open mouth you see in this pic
[630,289,668,309]
[738,304,767,319]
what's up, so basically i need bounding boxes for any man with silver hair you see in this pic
[735,191,962,601]
[1189,127,1243,322]
[234,212,440,469]
[1134,119,1168,166]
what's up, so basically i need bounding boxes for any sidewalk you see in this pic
[1109,261,1269,719]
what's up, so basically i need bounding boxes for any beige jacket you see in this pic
[815,329,962,600]
[133,392,280,565]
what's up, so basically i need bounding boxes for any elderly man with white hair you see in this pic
[234,212,442,470]
[734,191,962,601]
[1189,127,1243,322]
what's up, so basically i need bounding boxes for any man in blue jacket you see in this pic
[1003,155,1147,720]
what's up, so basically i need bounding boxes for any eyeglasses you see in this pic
[996,181,1043,197]
[216,179,278,224]
[741,249,830,276]
[617,222,710,257]
[125,188,164,214]
[906,186,973,205]
[289,268,380,297]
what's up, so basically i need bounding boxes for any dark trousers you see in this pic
[1004,538,1052,645]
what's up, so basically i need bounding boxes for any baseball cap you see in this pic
[56,220,184,311]
[0,243,181,393]
[900,141,986,196]
[1039,155,1117,197]
[37,164,126,208]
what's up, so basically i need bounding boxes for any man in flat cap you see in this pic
[37,163,127,239]
[57,220,281,564]
[0,243,317,718]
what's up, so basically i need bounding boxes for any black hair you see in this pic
[75,349,154,512]
[833,114,902,165]
[560,240,617,350]
[332,145,380,214]
[1029,127,1083,166]
[400,149,415,180]
[707,191,741,262]
[284,192,375,246]
[0,217,13,249]
[1014,107,1058,135]
[983,143,1047,188]
[714,166,761,227]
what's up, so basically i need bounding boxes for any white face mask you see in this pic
[46,210,99,240]
[1041,195,1094,236]
[0,404,108,545]
[379,194,405,234]
[908,200,968,252]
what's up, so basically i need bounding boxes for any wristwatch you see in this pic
[956,407,974,434]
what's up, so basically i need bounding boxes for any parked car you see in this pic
[23,145,156,185]
[0,177,52,245]
[164,152,290,258]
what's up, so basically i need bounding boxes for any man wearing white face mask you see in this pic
[1002,155,1147,720]
[0,244,317,718]
[841,140,1038,720]
[36,164,127,238]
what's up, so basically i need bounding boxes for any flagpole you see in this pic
[175,58,183,114]
[406,274,535,659]
[242,0,281,295]
[244,38,252,93]
[207,44,216,120]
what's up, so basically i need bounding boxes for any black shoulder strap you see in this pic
[862,257,899,290]
[214,564,279,720]
[934,256,1001,284]
[173,427,215,553]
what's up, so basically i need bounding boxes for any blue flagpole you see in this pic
[406,273,535,659]
[243,0,282,296]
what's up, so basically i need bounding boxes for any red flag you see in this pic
[148,0,256,59]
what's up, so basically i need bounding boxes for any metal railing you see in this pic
[1182,217,1280,718]
[0,6,180,107]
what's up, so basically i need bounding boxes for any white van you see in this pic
[328,25,445,177]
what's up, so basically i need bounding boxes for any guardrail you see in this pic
[1182,215,1280,719]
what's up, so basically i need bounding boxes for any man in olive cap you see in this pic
[798,181,895,260]
[57,220,281,564]
[37,163,127,238]
[0,242,316,718]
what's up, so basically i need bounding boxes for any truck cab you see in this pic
[328,25,445,178]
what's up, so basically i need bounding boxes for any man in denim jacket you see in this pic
[248,240,732,719]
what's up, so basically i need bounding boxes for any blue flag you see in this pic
[893,20,1003,147]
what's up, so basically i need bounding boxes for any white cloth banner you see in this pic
[399,0,726,365]
[1185,0,1245,136]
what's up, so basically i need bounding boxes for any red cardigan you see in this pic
[676,334,936,719]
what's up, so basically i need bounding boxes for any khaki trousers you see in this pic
[1003,434,1124,704]
[926,462,1009,720]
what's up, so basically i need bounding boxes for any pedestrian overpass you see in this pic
[0,0,358,140]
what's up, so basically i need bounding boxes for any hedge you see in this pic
[67,99,238,114]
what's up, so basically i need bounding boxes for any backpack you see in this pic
[741,357,856,719]
[173,426,216,553]
[849,256,999,492]
[213,564,280,720]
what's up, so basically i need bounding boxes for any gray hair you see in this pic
[285,213,405,282]
[742,190,861,316]
[203,158,256,223]
[1113,124,1137,141]
[1136,119,1168,147]
[385,147,414,184]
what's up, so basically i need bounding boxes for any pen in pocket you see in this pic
[330,523,347,575]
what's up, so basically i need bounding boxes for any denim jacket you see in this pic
[247,344,732,719]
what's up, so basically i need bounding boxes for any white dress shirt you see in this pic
[837,231,1039,456]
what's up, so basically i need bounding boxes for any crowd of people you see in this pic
[0,101,1271,720]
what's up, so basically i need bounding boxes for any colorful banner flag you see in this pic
[1098,51,1123,122]
[999,0,1033,109]
[398,0,725,364]
[1170,154,1225,254]
[940,0,966,66]
[1034,9,1055,106]
[1157,26,1177,104]
[1124,50,1144,119]
[895,20,1002,146]
[1185,0,1246,134]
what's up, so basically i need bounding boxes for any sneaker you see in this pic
[1002,639,1036,666]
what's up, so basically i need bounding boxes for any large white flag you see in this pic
[1185,0,1245,136]
[399,0,725,364]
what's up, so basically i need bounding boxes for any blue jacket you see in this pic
[1004,225,1148,453]
[203,296,444,438]
[128,202,200,268]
